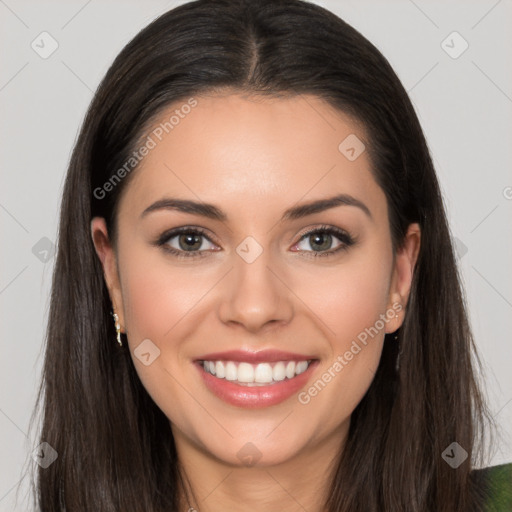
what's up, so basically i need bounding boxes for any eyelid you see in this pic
[294,224,351,241]
[155,226,220,259]
[156,225,219,247]
[291,224,355,253]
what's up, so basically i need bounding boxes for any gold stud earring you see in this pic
[112,310,123,347]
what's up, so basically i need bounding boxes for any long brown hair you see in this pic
[32,0,494,510]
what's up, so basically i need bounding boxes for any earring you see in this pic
[111,309,123,347]
[394,309,400,340]
[393,310,401,370]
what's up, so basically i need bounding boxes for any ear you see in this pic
[385,222,421,333]
[90,217,125,331]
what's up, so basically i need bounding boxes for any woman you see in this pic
[32,0,511,510]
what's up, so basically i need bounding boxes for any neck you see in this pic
[173,423,349,512]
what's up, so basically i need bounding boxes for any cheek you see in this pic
[119,242,210,344]
[117,246,221,408]
[291,242,393,415]
[292,244,393,347]
[117,250,211,421]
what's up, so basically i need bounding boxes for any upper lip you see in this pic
[195,349,317,364]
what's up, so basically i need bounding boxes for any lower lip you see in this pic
[195,360,319,408]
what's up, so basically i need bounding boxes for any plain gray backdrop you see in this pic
[1,0,511,510]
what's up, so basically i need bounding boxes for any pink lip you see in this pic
[194,359,320,409]
[195,349,315,364]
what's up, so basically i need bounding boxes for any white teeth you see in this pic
[295,361,309,375]
[201,359,312,385]
[215,360,225,378]
[272,362,286,381]
[255,363,273,383]
[225,361,237,381]
[237,362,254,383]
[286,361,295,379]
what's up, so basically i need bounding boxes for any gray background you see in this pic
[1,0,511,510]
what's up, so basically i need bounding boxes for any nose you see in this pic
[217,248,294,333]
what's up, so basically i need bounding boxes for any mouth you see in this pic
[194,355,320,408]
[198,359,315,386]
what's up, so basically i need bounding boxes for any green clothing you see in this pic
[472,462,512,511]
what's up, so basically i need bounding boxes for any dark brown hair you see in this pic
[31,0,494,510]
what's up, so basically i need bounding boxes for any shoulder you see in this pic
[470,462,512,511]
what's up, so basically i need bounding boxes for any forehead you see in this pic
[118,93,387,223]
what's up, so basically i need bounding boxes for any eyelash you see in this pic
[155,224,356,259]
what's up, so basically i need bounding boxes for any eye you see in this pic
[156,227,218,258]
[155,224,356,259]
[291,225,355,257]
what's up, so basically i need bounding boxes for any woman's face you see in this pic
[92,93,419,468]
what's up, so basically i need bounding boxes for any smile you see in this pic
[199,359,312,386]
[195,358,319,408]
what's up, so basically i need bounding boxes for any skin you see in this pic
[91,93,420,512]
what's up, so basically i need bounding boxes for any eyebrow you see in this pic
[140,193,373,222]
